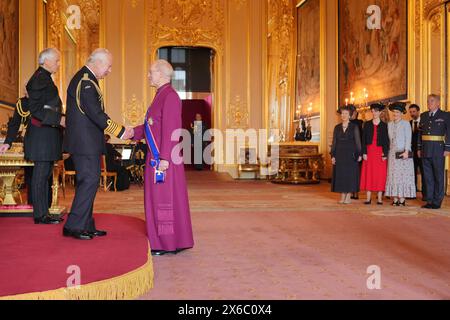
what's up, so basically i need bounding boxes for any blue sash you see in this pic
[144,111,165,184]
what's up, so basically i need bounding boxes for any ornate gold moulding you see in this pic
[270,142,324,185]
[0,144,65,215]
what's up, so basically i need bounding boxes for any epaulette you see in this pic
[76,73,105,115]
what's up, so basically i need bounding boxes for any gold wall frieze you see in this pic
[233,0,248,11]
[122,94,146,127]
[148,0,225,53]
[131,0,140,9]
[423,0,447,18]
[415,0,422,49]
[429,10,442,33]
[227,95,249,129]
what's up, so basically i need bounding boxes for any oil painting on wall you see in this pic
[0,0,19,106]
[338,0,407,105]
[296,0,320,141]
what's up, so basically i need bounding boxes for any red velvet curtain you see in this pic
[181,99,212,170]
[181,99,212,132]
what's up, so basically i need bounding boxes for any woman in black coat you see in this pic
[331,106,362,204]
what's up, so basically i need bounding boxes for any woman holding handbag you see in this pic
[385,102,416,206]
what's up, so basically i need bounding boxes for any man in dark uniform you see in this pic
[1,96,30,149]
[0,97,33,204]
[25,48,65,224]
[350,105,363,200]
[63,48,133,240]
[418,94,450,209]
[409,104,426,199]
[104,134,130,191]
[190,113,209,170]
[0,97,54,206]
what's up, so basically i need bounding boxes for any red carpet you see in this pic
[0,214,152,299]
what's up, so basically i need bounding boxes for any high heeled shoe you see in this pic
[392,200,399,206]
[364,200,372,205]
[398,201,406,206]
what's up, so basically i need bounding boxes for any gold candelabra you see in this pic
[345,88,370,121]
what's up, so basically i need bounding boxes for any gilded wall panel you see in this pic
[267,0,295,141]
[0,0,19,106]
[147,0,225,53]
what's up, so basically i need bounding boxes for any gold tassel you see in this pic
[0,249,154,300]
[16,99,30,118]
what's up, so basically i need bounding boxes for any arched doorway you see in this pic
[157,46,216,171]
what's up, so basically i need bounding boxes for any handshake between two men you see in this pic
[121,127,135,141]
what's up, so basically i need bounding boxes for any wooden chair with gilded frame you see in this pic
[61,157,76,198]
[237,146,260,180]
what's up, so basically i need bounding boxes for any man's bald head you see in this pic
[152,60,174,78]
[148,59,174,88]
[86,48,113,79]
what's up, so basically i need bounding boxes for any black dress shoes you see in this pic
[151,248,191,256]
[431,204,441,210]
[63,228,94,240]
[151,250,168,256]
[89,230,107,237]
[422,203,433,209]
[34,215,63,225]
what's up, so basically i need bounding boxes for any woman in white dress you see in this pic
[385,102,417,206]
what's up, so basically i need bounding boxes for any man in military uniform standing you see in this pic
[418,94,450,209]
[25,48,65,224]
[1,96,30,149]
[63,49,133,240]
[0,96,54,207]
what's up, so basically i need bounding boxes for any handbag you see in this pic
[395,151,413,159]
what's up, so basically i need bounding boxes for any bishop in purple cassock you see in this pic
[132,60,194,255]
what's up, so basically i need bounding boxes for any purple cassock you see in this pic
[133,83,194,252]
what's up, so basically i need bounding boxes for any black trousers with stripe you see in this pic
[31,161,54,219]
[64,155,100,232]
[422,156,446,207]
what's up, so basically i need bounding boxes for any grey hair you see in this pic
[428,94,441,102]
[87,48,112,64]
[38,48,59,65]
[153,59,174,78]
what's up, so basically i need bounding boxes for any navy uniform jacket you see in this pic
[418,109,450,158]
[64,66,125,156]
[25,67,64,161]
[410,119,421,153]
[4,97,30,147]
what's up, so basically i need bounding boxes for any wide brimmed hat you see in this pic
[388,102,407,114]
[370,103,385,111]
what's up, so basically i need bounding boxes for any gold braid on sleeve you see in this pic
[105,119,125,138]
